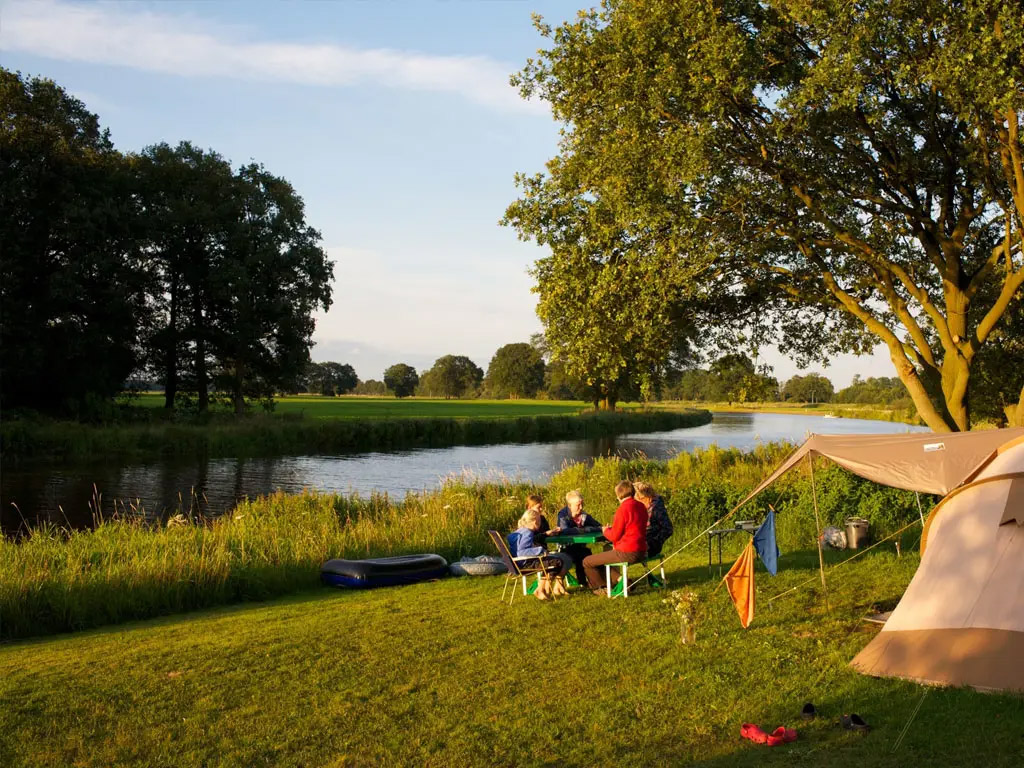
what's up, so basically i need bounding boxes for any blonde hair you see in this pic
[518,508,541,529]
[565,489,583,504]
[614,480,634,500]
[634,482,656,500]
[526,494,544,510]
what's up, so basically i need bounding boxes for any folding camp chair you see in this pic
[487,530,563,605]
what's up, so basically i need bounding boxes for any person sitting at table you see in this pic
[555,489,602,586]
[583,480,648,595]
[634,482,673,556]
[525,493,558,542]
[508,505,571,600]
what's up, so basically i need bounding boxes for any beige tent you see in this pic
[737,427,1024,692]
[850,433,1024,692]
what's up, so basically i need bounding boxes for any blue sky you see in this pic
[1,0,894,386]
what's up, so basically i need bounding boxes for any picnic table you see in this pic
[540,529,608,588]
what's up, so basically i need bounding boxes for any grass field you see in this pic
[132,394,602,419]
[658,400,922,425]
[2,546,1022,767]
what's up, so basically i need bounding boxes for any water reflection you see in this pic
[1,412,926,533]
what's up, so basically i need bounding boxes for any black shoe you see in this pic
[841,713,870,732]
[801,703,816,720]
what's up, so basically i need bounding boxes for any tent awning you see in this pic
[735,428,1024,510]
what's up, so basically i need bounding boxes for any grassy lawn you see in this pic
[2,547,1021,767]
[132,394,603,419]
[657,400,921,424]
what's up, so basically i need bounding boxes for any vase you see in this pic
[680,622,696,644]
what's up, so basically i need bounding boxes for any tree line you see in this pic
[503,0,1024,430]
[0,70,333,418]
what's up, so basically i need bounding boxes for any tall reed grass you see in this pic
[0,442,933,640]
[1,409,710,461]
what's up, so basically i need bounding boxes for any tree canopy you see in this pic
[384,364,420,398]
[418,355,484,399]
[507,0,1024,430]
[484,343,545,399]
[781,373,835,404]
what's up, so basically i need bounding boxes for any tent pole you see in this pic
[915,492,925,526]
[807,453,831,613]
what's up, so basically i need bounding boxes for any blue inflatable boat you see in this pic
[320,554,449,589]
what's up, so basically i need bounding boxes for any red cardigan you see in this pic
[604,497,649,553]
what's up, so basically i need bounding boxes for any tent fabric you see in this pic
[735,428,1024,510]
[850,435,1024,692]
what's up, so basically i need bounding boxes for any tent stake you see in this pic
[808,454,831,614]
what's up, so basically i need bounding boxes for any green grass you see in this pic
[658,400,923,425]
[1,406,707,461]
[134,393,602,419]
[1,547,1021,767]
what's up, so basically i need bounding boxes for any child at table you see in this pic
[508,502,571,601]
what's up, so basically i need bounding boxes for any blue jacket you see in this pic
[646,495,674,551]
[555,506,602,532]
[508,527,546,558]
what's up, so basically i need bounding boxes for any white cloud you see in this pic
[0,0,545,114]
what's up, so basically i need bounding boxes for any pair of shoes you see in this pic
[739,723,797,746]
[841,713,870,732]
[591,588,606,596]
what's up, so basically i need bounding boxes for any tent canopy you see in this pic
[736,428,1024,509]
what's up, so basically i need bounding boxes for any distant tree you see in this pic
[419,355,483,399]
[384,364,420,398]
[305,362,358,396]
[0,70,147,415]
[704,354,778,404]
[353,379,388,396]
[782,374,835,404]
[836,376,910,406]
[485,343,546,399]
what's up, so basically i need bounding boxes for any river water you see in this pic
[1,411,927,533]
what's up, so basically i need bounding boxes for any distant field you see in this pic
[658,400,921,424]
[133,394,604,419]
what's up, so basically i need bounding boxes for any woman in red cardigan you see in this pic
[583,480,649,595]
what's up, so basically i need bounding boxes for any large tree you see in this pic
[0,70,147,415]
[136,142,237,413]
[484,343,546,400]
[383,363,419,398]
[418,355,483,399]
[508,0,1024,431]
[215,164,334,414]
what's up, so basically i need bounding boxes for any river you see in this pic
[1,411,927,533]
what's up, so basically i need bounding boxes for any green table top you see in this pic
[546,531,607,545]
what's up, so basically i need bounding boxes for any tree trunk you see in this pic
[194,302,208,415]
[233,360,245,415]
[163,274,179,413]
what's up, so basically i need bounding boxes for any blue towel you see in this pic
[752,510,780,576]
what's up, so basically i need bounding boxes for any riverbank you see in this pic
[2,548,1021,767]
[1,406,709,462]
[1,444,933,640]
[659,400,923,425]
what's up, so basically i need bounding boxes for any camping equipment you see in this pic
[845,517,870,549]
[449,555,508,577]
[320,554,448,588]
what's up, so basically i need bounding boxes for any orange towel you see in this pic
[724,540,756,628]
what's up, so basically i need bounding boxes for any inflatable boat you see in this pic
[320,554,449,589]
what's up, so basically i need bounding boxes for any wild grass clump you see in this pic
[1,441,933,640]
[1,408,711,461]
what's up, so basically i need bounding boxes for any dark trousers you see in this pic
[563,544,593,585]
[583,549,646,590]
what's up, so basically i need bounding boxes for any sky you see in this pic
[0,0,896,387]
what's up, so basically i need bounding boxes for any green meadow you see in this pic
[3,447,1020,767]
[3,546,1022,767]
[133,393,600,419]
